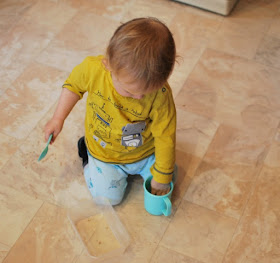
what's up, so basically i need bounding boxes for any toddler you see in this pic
[44,17,177,205]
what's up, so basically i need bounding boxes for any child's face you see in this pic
[111,72,147,100]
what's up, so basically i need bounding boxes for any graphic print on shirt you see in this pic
[121,122,146,147]
[94,90,146,119]
[88,102,113,146]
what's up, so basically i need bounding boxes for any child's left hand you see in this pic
[151,178,170,196]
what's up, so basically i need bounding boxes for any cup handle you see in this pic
[162,197,172,216]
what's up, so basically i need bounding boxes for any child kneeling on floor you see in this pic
[44,17,177,205]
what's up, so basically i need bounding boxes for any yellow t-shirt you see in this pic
[63,56,176,184]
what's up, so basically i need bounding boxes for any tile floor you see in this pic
[1,0,280,262]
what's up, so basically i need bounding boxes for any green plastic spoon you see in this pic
[38,134,53,161]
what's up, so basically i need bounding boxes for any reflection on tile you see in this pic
[0,184,42,247]
[161,201,237,263]
[223,166,280,263]
[0,62,67,139]
[1,99,91,206]
[0,243,10,263]
[204,124,270,166]
[176,108,219,158]
[2,202,84,263]
[0,133,21,169]
[184,160,256,219]
[175,49,280,131]
[150,245,203,263]
[36,12,118,72]
[255,36,280,69]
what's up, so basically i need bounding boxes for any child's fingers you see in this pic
[151,186,170,196]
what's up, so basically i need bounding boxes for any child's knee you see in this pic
[108,197,123,206]
[90,193,124,206]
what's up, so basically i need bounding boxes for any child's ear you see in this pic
[102,58,111,71]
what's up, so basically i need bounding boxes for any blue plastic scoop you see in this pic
[38,134,53,161]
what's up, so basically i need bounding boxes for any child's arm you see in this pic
[149,84,176,195]
[44,88,80,144]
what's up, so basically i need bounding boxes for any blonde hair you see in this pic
[106,17,176,91]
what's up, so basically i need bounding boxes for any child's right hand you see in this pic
[44,118,64,144]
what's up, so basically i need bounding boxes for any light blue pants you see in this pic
[83,153,177,205]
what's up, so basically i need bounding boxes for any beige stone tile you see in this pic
[160,200,238,263]
[208,0,278,59]
[223,166,280,263]
[255,36,280,70]
[176,108,219,158]
[0,82,9,96]
[0,62,68,139]
[170,7,223,48]
[274,125,280,142]
[173,150,201,201]
[204,124,271,166]
[0,243,10,263]
[264,127,280,168]
[122,0,178,26]
[168,70,188,98]
[222,0,277,37]
[2,202,84,263]
[264,145,280,168]
[208,28,263,60]
[0,8,67,85]
[240,0,280,10]
[150,245,203,263]
[0,0,33,36]
[20,0,77,33]
[175,49,280,131]
[268,10,280,38]
[0,133,22,169]
[36,12,118,72]
[0,98,91,206]
[0,184,42,247]
[114,200,171,263]
[72,0,132,21]
[168,9,222,81]
[184,160,257,219]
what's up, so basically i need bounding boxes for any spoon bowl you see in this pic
[38,134,53,161]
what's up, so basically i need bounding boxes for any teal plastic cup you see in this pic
[143,176,174,216]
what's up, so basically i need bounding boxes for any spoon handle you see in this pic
[47,133,53,145]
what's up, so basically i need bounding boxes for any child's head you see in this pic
[105,17,176,98]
